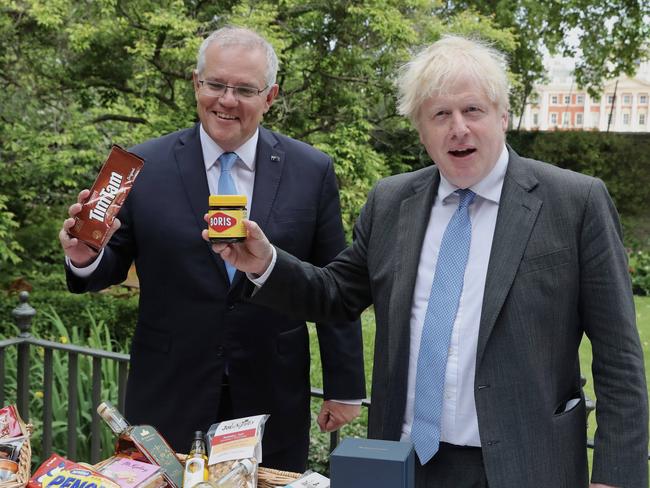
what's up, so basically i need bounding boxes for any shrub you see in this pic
[629,249,650,296]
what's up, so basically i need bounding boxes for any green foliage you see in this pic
[506,131,650,218]
[0,194,23,266]
[629,250,650,297]
[0,274,139,345]
[2,307,129,465]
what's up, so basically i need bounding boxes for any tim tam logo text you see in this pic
[209,212,237,232]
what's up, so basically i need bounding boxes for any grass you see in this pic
[308,296,650,476]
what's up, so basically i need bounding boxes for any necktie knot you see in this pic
[219,152,238,172]
[457,189,476,210]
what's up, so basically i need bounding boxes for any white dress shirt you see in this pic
[200,124,258,203]
[400,145,508,446]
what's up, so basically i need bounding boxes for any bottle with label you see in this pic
[183,431,208,488]
[97,401,184,488]
[213,459,254,488]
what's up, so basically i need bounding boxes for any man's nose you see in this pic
[219,87,239,105]
[449,112,469,137]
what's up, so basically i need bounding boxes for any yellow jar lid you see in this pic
[209,195,247,206]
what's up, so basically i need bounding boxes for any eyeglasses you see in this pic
[198,80,269,99]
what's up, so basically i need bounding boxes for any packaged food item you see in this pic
[97,401,184,488]
[212,459,253,487]
[205,415,269,488]
[97,456,166,488]
[0,459,18,482]
[0,437,25,461]
[0,405,23,439]
[28,454,120,488]
[69,145,144,250]
[282,471,330,487]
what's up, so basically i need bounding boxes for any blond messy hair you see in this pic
[396,35,510,125]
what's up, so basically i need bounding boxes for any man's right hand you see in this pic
[59,189,120,267]
[202,219,274,276]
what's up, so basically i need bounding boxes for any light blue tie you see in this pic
[218,152,239,282]
[411,189,476,464]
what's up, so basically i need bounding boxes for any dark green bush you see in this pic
[629,249,650,296]
[506,131,650,218]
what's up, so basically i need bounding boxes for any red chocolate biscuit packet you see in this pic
[69,145,144,250]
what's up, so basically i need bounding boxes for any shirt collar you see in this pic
[438,144,509,205]
[200,124,258,172]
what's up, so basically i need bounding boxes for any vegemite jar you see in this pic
[208,195,248,243]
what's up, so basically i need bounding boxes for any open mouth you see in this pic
[448,148,476,157]
[216,111,237,121]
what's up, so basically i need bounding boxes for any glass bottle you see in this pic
[213,459,254,488]
[97,401,185,488]
[183,431,208,488]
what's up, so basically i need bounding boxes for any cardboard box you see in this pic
[330,438,414,488]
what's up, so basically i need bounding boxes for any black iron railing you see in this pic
[3,291,642,464]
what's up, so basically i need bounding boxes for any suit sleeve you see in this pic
[310,159,366,400]
[65,198,137,293]
[580,179,648,487]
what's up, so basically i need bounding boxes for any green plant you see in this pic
[2,307,128,464]
[629,249,650,296]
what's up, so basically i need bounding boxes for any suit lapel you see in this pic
[250,127,284,229]
[174,124,230,282]
[476,149,541,366]
[384,167,439,436]
[225,127,284,287]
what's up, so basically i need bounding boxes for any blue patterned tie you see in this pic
[411,189,476,464]
[218,152,239,282]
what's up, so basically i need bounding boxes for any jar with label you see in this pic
[208,195,248,243]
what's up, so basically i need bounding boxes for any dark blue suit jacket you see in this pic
[66,124,366,458]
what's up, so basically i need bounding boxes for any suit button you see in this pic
[227,304,235,311]
[216,346,224,357]
[486,440,500,446]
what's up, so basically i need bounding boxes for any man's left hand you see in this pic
[317,401,361,432]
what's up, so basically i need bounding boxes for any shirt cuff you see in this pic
[329,399,363,405]
[247,246,277,287]
[65,248,104,277]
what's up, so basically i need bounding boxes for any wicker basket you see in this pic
[0,422,32,488]
[176,454,300,488]
[256,467,301,488]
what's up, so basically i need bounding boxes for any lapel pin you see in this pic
[270,154,280,162]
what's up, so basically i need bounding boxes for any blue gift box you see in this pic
[330,438,414,488]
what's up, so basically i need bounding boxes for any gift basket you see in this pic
[256,467,300,488]
[0,405,32,488]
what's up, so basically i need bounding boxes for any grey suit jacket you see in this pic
[253,147,648,487]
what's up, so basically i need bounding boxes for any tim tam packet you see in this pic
[69,145,144,250]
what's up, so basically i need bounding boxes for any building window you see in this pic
[607,95,615,104]
[640,94,648,105]
[532,112,539,126]
[623,113,630,125]
[550,113,558,125]
[576,113,583,125]
[564,95,571,105]
[622,94,632,105]
[640,113,647,125]
[576,94,585,104]
[592,113,600,128]
[551,95,558,105]
[562,112,570,126]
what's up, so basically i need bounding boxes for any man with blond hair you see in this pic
[210,35,648,487]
